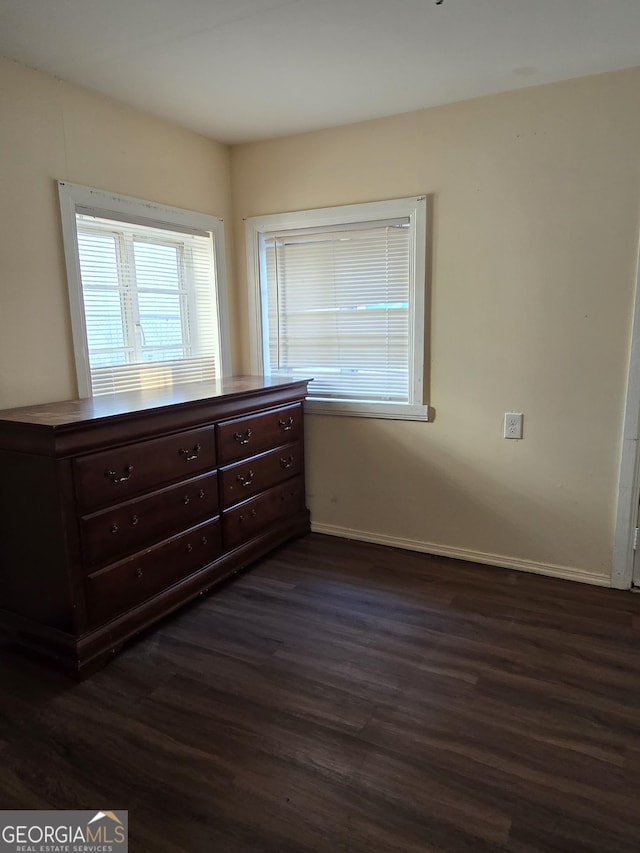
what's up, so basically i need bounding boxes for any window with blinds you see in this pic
[58,183,230,397]
[246,196,428,420]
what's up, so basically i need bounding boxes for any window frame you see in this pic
[58,181,232,398]
[245,196,429,420]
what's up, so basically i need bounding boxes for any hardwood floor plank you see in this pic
[134,674,509,851]
[506,798,640,853]
[360,702,639,836]
[1,533,640,851]
[141,635,377,734]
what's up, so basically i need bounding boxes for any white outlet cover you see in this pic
[504,412,523,439]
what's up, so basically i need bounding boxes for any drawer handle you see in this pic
[179,443,201,461]
[279,417,295,431]
[234,429,252,445]
[111,522,119,534]
[105,464,134,484]
[131,515,139,526]
[236,470,255,487]
[280,455,294,469]
[239,509,257,523]
[184,495,190,506]
[186,543,193,553]
[136,567,143,579]
[199,489,206,499]
[202,536,208,546]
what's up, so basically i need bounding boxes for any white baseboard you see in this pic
[310,522,612,587]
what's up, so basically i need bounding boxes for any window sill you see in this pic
[303,398,430,421]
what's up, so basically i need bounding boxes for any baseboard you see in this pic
[310,522,612,587]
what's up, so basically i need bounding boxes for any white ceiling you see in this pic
[1,0,640,144]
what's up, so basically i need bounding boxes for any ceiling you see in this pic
[1,0,640,144]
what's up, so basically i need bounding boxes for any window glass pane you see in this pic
[133,241,181,290]
[265,222,411,402]
[138,291,184,350]
[82,289,126,354]
[141,348,186,362]
[77,232,128,369]
[62,185,228,397]
[90,350,128,368]
[76,218,217,383]
[77,231,120,288]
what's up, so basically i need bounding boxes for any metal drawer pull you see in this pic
[136,568,143,579]
[202,536,208,546]
[184,495,190,505]
[186,543,193,553]
[199,489,206,499]
[105,464,134,484]
[111,523,119,534]
[280,455,294,469]
[279,417,294,431]
[179,443,201,461]
[234,429,252,445]
[239,509,257,523]
[131,515,139,526]
[236,470,255,486]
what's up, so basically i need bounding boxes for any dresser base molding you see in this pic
[0,612,79,672]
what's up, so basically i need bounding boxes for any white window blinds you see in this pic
[75,214,221,396]
[262,218,411,403]
[59,182,230,399]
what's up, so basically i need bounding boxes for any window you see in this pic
[246,196,428,420]
[58,182,230,397]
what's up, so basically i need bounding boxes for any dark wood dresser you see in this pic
[0,376,309,675]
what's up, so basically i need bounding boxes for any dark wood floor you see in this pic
[1,533,640,852]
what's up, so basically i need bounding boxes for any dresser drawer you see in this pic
[80,471,219,569]
[85,518,222,626]
[220,441,303,508]
[217,403,302,464]
[222,476,306,549]
[73,426,216,511]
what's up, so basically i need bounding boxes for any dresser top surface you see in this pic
[0,376,308,429]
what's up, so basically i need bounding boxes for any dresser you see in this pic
[0,376,309,675]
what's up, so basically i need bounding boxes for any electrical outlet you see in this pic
[504,412,523,439]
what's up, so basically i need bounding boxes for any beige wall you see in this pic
[2,53,639,584]
[0,57,236,408]
[231,68,640,583]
